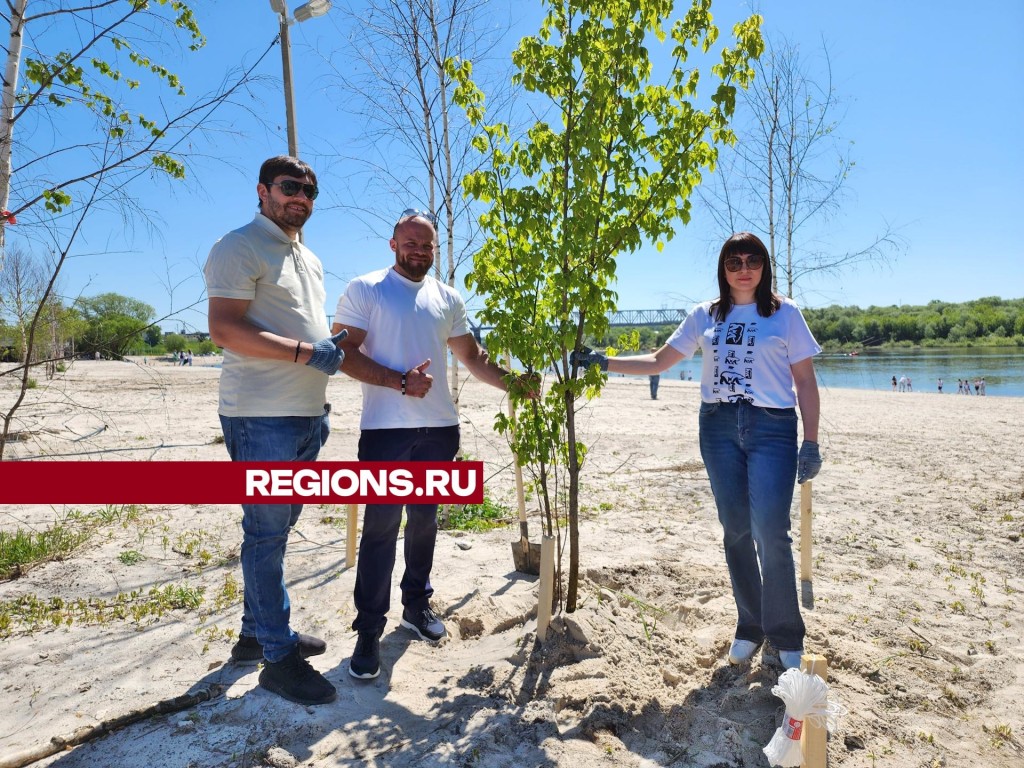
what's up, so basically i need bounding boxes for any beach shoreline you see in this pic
[1,360,1022,767]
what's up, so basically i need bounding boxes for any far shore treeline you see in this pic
[591,297,1024,352]
[3,294,1023,364]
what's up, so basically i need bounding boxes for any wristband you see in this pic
[294,340,302,363]
[401,371,407,395]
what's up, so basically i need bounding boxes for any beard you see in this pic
[263,195,311,232]
[395,245,434,281]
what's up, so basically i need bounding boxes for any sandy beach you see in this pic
[1,357,1022,767]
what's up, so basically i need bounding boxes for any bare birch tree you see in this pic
[699,37,902,298]
[0,0,271,459]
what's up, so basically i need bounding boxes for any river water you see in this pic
[661,347,1024,398]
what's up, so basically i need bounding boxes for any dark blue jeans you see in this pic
[219,412,329,662]
[353,425,460,635]
[698,400,804,651]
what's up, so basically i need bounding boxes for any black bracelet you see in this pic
[294,340,302,363]
[401,371,407,395]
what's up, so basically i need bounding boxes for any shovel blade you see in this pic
[511,537,542,575]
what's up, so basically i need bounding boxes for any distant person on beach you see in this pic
[332,208,536,681]
[937,378,943,393]
[963,376,972,395]
[957,379,964,394]
[648,347,660,399]
[898,375,906,392]
[572,232,820,672]
[980,378,986,395]
[892,375,898,392]
[974,379,980,395]
[204,155,346,707]
[906,376,912,392]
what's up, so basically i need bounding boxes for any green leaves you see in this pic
[42,190,73,214]
[454,0,763,608]
[9,1,212,223]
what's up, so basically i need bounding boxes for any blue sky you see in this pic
[28,0,1024,333]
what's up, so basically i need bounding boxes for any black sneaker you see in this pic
[400,606,446,643]
[349,631,381,679]
[258,649,336,706]
[230,632,327,664]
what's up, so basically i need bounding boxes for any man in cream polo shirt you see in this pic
[204,155,345,706]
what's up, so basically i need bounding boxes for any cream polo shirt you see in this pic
[204,213,330,417]
[334,267,470,430]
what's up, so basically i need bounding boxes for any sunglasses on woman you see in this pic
[266,180,319,200]
[724,253,765,272]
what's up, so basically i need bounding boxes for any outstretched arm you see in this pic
[448,333,512,390]
[598,344,686,376]
[448,334,538,396]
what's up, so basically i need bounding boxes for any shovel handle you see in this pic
[506,353,529,526]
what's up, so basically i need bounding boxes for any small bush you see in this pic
[441,497,513,532]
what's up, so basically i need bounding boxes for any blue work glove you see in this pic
[797,440,822,484]
[305,329,348,376]
[570,346,608,372]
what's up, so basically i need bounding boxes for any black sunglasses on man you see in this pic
[266,180,319,200]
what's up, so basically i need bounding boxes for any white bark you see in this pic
[1,0,29,258]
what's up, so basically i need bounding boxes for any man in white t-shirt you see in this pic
[204,156,346,707]
[333,209,533,681]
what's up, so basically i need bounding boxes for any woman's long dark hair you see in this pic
[709,232,781,321]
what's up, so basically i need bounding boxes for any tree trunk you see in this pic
[0,0,28,257]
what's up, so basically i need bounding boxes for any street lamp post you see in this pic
[268,0,332,159]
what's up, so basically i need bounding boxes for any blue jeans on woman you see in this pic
[219,412,330,662]
[353,425,460,635]
[698,400,804,652]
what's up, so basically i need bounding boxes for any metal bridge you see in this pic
[328,308,687,333]
[604,308,687,327]
[473,308,686,332]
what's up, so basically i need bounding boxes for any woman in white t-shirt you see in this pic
[572,232,822,671]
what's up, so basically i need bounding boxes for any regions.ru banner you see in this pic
[0,462,484,504]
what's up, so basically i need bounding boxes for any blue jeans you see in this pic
[353,426,460,635]
[219,412,330,662]
[698,401,805,651]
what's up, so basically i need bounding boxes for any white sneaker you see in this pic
[728,639,760,665]
[779,649,804,670]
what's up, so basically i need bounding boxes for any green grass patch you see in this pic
[1,505,144,579]
[0,521,92,579]
[0,583,206,638]
[441,497,513,532]
[118,550,145,566]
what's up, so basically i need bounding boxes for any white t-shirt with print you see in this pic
[666,298,820,408]
[334,267,470,429]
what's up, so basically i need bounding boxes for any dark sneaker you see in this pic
[258,649,336,706]
[400,606,446,643]
[349,631,381,679]
[230,633,327,664]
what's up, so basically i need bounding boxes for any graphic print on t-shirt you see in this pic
[711,320,757,402]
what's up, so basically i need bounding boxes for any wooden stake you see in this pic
[537,535,556,641]
[346,503,359,569]
[800,654,829,768]
[800,481,813,582]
